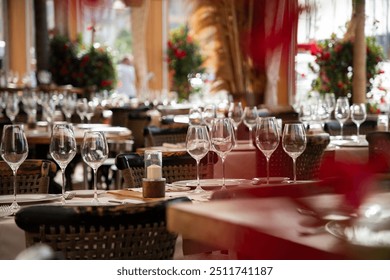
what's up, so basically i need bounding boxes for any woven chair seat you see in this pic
[0,159,57,195]
[15,197,190,260]
[116,152,218,188]
[256,133,330,180]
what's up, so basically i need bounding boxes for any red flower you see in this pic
[334,44,343,53]
[337,81,344,88]
[310,43,322,56]
[174,48,187,59]
[378,69,385,74]
[322,51,331,60]
[100,80,112,87]
[167,41,174,49]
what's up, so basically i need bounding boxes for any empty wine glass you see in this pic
[6,94,20,123]
[243,106,258,147]
[0,124,29,213]
[228,102,244,142]
[282,123,307,183]
[61,93,77,123]
[350,103,367,141]
[335,97,350,139]
[189,107,203,125]
[81,131,109,204]
[255,117,280,184]
[324,93,336,119]
[76,98,88,123]
[210,118,236,190]
[186,125,211,193]
[50,123,77,204]
[202,104,216,131]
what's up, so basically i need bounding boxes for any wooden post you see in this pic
[352,0,366,104]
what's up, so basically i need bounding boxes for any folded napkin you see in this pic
[162,142,186,149]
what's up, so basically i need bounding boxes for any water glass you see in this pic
[335,97,350,139]
[282,123,306,183]
[186,125,210,192]
[50,123,77,204]
[350,103,367,139]
[243,106,258,147]
[228,102,244,142]
[255,117,280,184]
[0,124,29,213]
[81,131,109,204]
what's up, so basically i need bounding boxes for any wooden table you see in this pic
[167,192,390,259]
[25,123,132,145]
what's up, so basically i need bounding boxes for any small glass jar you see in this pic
[144,150,162,180]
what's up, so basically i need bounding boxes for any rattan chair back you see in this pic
[15,197,190,260]
[116,152,217,188]
[0,159,57,195]
[366,131,390,172]
[144,125,188,147]
[256,133,330,180]
[323,120,377,136]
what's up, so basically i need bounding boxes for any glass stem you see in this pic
[222,156,226,190]
[12,169,17,203]
[340,123,343,139]
[61,168,66,204]
[249,128,253,146]
[234,127,238,142]
[357,124,360,138]
[293,158,297,183]
[93,168,98,202]
[196,159,201,191]
[266,157,270,184]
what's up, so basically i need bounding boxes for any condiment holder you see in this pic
[142,150,165,198]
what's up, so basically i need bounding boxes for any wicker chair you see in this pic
[115,152,218,188]
[15,197,190,260]
[366,131,390,173]
[0,159,57,195]
[256,133,330,180]
[143,125,188,147]
[323,119,377,137]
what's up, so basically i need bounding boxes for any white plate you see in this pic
[74,190,105,198]
[0,194,62,204]
[326,220,390,247]
[172,179,245,190]
[252,177,290,184]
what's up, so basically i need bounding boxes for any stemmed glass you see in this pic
[61,94,77,123]
[228,102,244,142]
[6,94,20,123]
[335,97,350,139]
[81,131,109,204]
[210,118,236,190]
[324,93,336,119]
[186,125,211,193]
[255,117,280,184]
[350,103,367,141]
[76,98,88,123]
[0,124,29,213]
[49,123,77,204]
[282,123,307,183]
[189,107,203,125]
[202,104,216,131]
[243,106,258,147]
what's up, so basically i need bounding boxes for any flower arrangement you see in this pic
[49,35,117,92]
[167,25,204,101]
[309,34,385,98]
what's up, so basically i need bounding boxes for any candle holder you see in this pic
[142,150,165,198]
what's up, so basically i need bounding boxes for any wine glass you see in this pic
[76,98,88,123]
[334,97,350,139]
[228,102,244,142]
[350,103,367,141]
[81,131,109,204]
[243,106,258,147]
[49,123,77,204]
[324,93,336,119]
[61,93,77,123]
[6,94,20,123]
[189,107,203,125]
[255,117,280,184]
[202,104,216,131]
[210,118,236,190]
[282,123,307,183]
[0,124,29,213]
[186,125,211,193]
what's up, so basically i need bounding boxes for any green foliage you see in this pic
[49,35,117,91]
[167,25,204,100]
[114,30,133,60]
[309,34,384,98]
